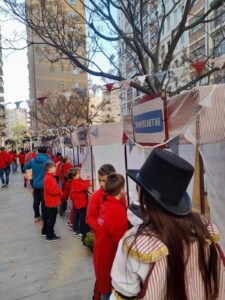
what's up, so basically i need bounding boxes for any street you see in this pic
[0,172,94,300]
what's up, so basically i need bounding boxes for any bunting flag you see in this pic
[91,85,99,95]
[15,101,22,109]
[37,96,47,106]
[199,85,217,108]
[122,131,129,144]
[91,127,99,137]
[77,88,84,97]
[105,83,114,92]
[212,56,225,69]
[128,139,135,153]
[121,80,131,90]
[168,135,180,155]
[191,61,206,74]
[154,71,167,83]
[133,75,147,86]
[172,66,186,79]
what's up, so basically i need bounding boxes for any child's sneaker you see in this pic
[34,218,41,223]
[67,223,73,231]
[78,233,83,239]
[45,236,61,243]
[73,231,80,236]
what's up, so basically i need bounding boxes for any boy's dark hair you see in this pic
[45,161,56,171]
[67,167,80,180]
[38,146,48,154]
[98,164,115,176]
[105,173,125,196]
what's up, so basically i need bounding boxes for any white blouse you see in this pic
[110,224,225,300]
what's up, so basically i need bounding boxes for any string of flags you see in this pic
[101,57,225,92]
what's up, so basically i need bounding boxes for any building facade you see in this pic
[5,108,28,138]
[26,0,88,130]
[118,0,225,118]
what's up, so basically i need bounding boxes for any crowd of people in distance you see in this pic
[1,144,225,300]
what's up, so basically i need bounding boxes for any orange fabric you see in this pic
[70,178,90,209]
[44,173,62,207]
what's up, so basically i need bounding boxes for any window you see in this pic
[69,0,76,4]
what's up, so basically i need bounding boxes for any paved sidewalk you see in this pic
[0,172,95,300]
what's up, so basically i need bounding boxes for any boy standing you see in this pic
[93,173,128,300]
[86,164,116,231]
[42,162,62,242]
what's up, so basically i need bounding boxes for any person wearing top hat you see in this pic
[110,148,225,300]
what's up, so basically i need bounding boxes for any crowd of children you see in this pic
[1,142,225,300]
[21,145,129,299]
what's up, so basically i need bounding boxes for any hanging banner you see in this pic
[132,94,168,146]
[77,124,87,146]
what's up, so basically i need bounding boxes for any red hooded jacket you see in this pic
[55,161,73,183]
[44,173,62,207]
[93,195,128,294]
[86,189,127,231]
[0,150,12,169]
[70,178,90,209]
[18,152,26,164]
[61,181,71,200]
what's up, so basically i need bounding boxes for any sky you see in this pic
[1,18,29,108]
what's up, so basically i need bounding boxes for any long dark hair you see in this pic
[129,189,220,300]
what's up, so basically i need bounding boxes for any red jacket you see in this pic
[93,195,128,294]
[25,152,36,164]
[61,181,71,200]
[18,152,26,164]
[70,178,90,209]
[0,150,12,169]
[53,157,61,164]
[86,189,127,231]
[55,162,73,183]
[44,173,62,207]
[9,151,17,160]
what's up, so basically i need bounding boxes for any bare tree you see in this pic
[1,0,225,96]
[29,90,111,132]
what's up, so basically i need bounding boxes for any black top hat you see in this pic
[127,148,194,216]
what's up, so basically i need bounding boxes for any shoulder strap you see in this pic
[138,263,155,299]
[216,244,225,267]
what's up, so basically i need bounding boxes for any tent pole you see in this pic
[77,146,80,165]
[124,145,130,206]
[90,145,94,192]
[199,149,205,215]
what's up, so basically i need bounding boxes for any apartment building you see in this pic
[118,0,225,117]
[26,0,88,129]
[5,108,28,138]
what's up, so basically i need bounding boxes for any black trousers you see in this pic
[33,188,46,219]
[73,207,88,236]
[59,199,67,216]
[42,207,58,238]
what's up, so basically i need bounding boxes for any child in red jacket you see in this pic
[86,164,116,231]
[42,162,62,243]
[70,167,90,239]
[93,173,128,299]
[59,173,72,216]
